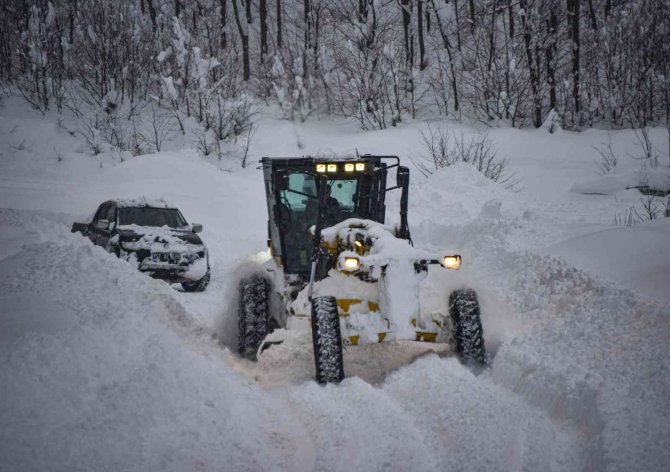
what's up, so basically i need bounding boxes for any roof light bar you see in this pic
[314,161,368,173]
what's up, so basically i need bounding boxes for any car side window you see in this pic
[105,204,117,228]
[94,203,110,222]
[93,203,111,230]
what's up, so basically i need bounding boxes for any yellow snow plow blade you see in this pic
[336,299,379,315]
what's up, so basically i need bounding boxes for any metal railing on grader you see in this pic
[237,155,486,383]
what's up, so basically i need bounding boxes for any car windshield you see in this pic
[118,207,187,228]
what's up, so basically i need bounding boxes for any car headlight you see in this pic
[442,255,462,270]
[341,256,360,270]
[184,252,200,263]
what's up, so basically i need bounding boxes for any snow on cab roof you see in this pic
[114,197,177,209]
[263,151,361,161]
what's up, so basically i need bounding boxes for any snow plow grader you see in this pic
[237,155,486,383]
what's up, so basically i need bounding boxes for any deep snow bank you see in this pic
[544,218,670,304]
[401,161,670,471]
[0,210,311,472]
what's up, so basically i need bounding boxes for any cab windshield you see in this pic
[118,207,187,228]
[281,173,357,212]
[278,172,359,274]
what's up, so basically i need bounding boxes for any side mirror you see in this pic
[192,223,203,233]
[397,166,410,187]
[94,219,109,230]
[71,222,89,234]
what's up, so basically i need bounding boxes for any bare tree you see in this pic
[232,0,250,81]
[566,0,581,126]
[260,0,268,63]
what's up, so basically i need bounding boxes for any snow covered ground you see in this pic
[1,97,669,471]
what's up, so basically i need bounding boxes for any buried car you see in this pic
[72,198,210,291]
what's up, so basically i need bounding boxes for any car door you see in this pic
[89,202,112,246]
[96,203,117,249]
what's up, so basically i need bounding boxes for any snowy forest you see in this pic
[3,2,670,471]
[2,0,669,144]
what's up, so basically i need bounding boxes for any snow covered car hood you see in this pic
[116,224,205,252]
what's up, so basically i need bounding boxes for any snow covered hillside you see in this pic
[1,98,669,471]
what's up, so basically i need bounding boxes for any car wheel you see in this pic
[181,269,211,292]
[104,241,120,257]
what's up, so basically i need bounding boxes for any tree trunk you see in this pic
[303,0,310,80]
[567,0,581,124]
[520,0,542,127]
[425,5,430,33]
[418,0,426,70]
[260,0,267,62]
[232,0,250,81]
[220,0,227,50]
[146,0,157,33]
[69,0,77,44]
[468,0,476,33]
[277,0,282,48]
[400,0,412,68]
[547,3,557,111]
[358,0,368,23]
[454,0,462,52]
[587,0,597,31]
[487,8,495,73]
[431,0,459,112]
[175,0,182,18]
[507,0,514,39]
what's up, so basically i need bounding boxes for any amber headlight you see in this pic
[442,255,462,270]
[316,163,326,173]
[344,163,355,172]
[327,163,338,172]
[342,256,360,270]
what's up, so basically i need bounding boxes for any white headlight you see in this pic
[442,255,462,270]
[343,256,360,270]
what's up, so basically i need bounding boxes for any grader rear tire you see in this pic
[238,276,270,360]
